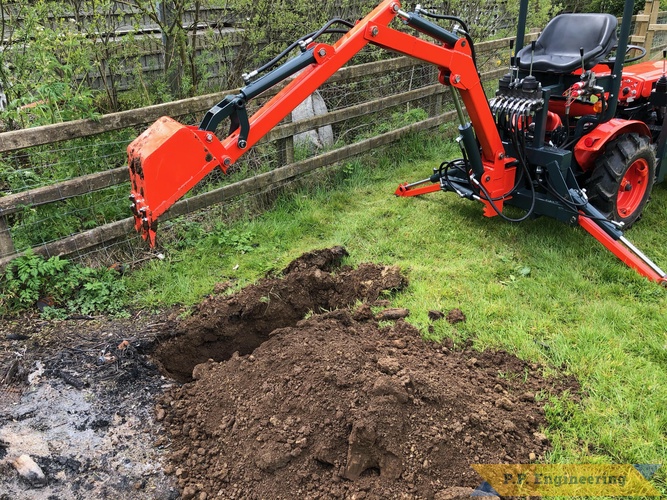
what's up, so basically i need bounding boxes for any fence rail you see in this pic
[630,0,666,56]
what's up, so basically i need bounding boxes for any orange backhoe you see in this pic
[127,0,667,285]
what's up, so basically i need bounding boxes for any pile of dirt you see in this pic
[153,246,407,382]
[155,248,578,499]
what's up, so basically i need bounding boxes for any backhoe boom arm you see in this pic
[127,0,513,246]
[126,0,667,286]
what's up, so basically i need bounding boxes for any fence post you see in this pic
[644,0,661,57]
[633,1,651,47]
[0,216,15,258]
[277,137,295,166]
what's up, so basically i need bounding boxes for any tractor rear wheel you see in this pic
[586,133,655,228]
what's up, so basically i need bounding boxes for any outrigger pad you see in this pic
[127,116,222,246]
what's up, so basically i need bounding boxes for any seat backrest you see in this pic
[517,13,618,74]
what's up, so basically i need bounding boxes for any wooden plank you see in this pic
[648,23,667,31]
[646,0,660,56]
[0,167,128,217]
[162,110,456,220]
[0,217,136,267]
[0,110,456,265]
[645,0,661,53]
[268,64,508,142]
[0,93,231,154]
[265,83,445,142]
[327,57,416,84]
[635,1,651,47]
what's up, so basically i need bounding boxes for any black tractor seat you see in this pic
[517,13,618,74]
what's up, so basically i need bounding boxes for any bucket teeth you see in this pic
[127,190,155,244]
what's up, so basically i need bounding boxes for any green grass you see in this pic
[127,131,667,492]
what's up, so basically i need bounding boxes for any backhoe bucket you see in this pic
[127,117,222,246]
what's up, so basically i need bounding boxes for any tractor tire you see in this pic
[585,133,656,228]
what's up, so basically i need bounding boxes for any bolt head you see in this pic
[371,27,379,36]
[205,133,213,142]
[318,48,326,57]
[238,140,247,149]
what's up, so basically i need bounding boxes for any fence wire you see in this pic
[0,38,513,268]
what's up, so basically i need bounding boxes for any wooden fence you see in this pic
[0,36,519,266]
[631,0,666,54]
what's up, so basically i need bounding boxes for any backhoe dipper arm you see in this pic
[127,0,515,246]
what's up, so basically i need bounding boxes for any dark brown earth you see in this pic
[153,246,407,382]
[153,248,579,500]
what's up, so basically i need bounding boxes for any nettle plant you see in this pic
[0,250,127,318]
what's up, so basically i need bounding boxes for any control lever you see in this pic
[499,39,516,90]
[510,38,519,81]
[521,41,538,91]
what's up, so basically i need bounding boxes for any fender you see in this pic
[574,118,651,171]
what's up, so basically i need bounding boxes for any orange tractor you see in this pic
[127,0,667,284]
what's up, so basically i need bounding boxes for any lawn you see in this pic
[128,130,667,493]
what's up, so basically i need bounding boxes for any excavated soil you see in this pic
[153,247,579,500]
[153,246,407,382]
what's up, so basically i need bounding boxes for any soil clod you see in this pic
[446,308,466,324]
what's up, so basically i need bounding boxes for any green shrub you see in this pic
[0,250,127,317]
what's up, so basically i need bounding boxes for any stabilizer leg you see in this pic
[579,216,667,285]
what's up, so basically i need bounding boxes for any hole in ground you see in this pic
[150,247,406,382]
